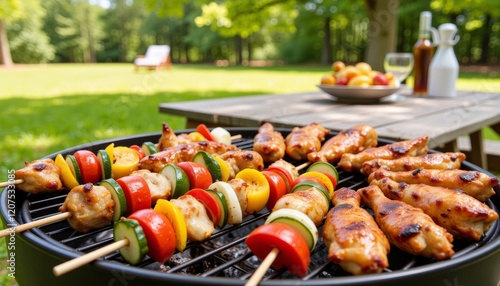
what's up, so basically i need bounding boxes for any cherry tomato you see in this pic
[177,161,213,190]
[74,150,102,184]
[185,188,221,226]
[129,145,145,160]
[246,222,310,277]
[196,124,214,141]
[262,171,287,210]
[267,166,294,193]
[129,209,176,264]
[117,176,152,216]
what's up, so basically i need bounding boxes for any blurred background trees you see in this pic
[0,0,498,68]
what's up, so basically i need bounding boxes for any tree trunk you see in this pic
[0,19,13,66]
[364,0,399,71]
[321,16,332,65]
[480,13,491,64]
[235,35,243,65]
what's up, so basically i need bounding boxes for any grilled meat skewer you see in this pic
[14,158,64,194]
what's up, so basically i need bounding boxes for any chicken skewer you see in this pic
[307,124,378,163]
[367,168,498,202]
[337,135,429,172]
[358,185,455,260]
[360,152,466,176]
[370,177,499,240]
[323,188,390,275]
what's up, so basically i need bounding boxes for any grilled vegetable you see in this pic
[299,171,335,198]
[262,170,287,210]
[192,151,222,182]
[246,222,310,277]
[113,218,148,265]
[306,161,339,188]
[266,208,318,251]
[210,127,231,145]
[206,189,229,228]
[235,168,270,213]
[116,176,151,216]
[65,154,82,184]
[185,188,221,226]
[154,199,188,251]
[177,161,213,190]
[161,164,190,199]
[209,181,242,225]
[100,178,127,222]
[141,142,158,156]
[97,149,112,180]
[55,154,79,189]
[112,146,140,179]
[196,123,214,141]
[267,165,294,193]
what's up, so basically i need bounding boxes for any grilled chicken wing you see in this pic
[170,195,215,241]
[253,123,286,163]
[368,168,497,202]
[273,187,329,226]
[157,122,179,150]
[360,152,466,176]
[130,169,171,204]
[285,122,330,161]
[323,188,390,275]
[358,185,454,260]
[216,150,264,179]
[308,124,378,163]
[370,178,499,240]
[139,141,238,173]
[59,183,114,233]
[338,136,429,172]
[15,158,63,194]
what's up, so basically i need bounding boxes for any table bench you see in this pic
[159,89,500,172]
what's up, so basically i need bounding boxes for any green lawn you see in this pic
[0,63,499,285]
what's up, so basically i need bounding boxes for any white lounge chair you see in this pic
[134,45,171,71]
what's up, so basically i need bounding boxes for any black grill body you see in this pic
[1,128,499,286]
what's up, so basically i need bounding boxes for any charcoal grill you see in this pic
[2,127,499,286]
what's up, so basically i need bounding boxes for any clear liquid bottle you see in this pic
[413,11,434,95]
[428,23,460,97]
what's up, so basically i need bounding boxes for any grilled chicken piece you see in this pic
[338,136,429,172]
[269,159,299,181]
[139,141,238,173]
[170,195,215,241]
[285,122,330,161]
[157,122,179,151]
[130,169,171,204]
[323,188,390,275]
[308,124,378,163]
[358,185,454,260]
[228,178,250,216]
[360,152,466,176]
[370,178,499,240]
[273,187,329,226]
[15,158,63,194]
[253,123,286,163]
[59,183,114,233]
[216,150,264,179]
[368,168,497,202]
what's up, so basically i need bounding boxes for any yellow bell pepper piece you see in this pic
[112,146,139,179]
[235,168,270,214]
[54,154,79,189]
[188,131,207,142]
[213,155,230,181]
[154,199,188,251]
[299,171,334,198]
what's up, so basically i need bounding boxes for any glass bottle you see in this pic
[413,11,434,95]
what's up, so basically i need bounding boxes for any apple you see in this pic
[336,77,348,85]
[372,73,389,86]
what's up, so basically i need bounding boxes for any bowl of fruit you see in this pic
[317,61,401,103]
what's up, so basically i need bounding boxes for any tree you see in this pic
[0,0,24,66]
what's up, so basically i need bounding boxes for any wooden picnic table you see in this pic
[159,88,500,171]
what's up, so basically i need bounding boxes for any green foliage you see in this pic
[0,0,24,21]
[6,1,54,63]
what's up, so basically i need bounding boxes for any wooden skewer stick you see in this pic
[0,179,24,188]
[53,238,129,277]
[296,161,311,171]
[0,212,71,238]
[245,247,280,286]
[230,134,242,141]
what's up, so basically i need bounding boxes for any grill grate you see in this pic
[16,129,500,284]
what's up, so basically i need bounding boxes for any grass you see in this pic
[0,63,499,285]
